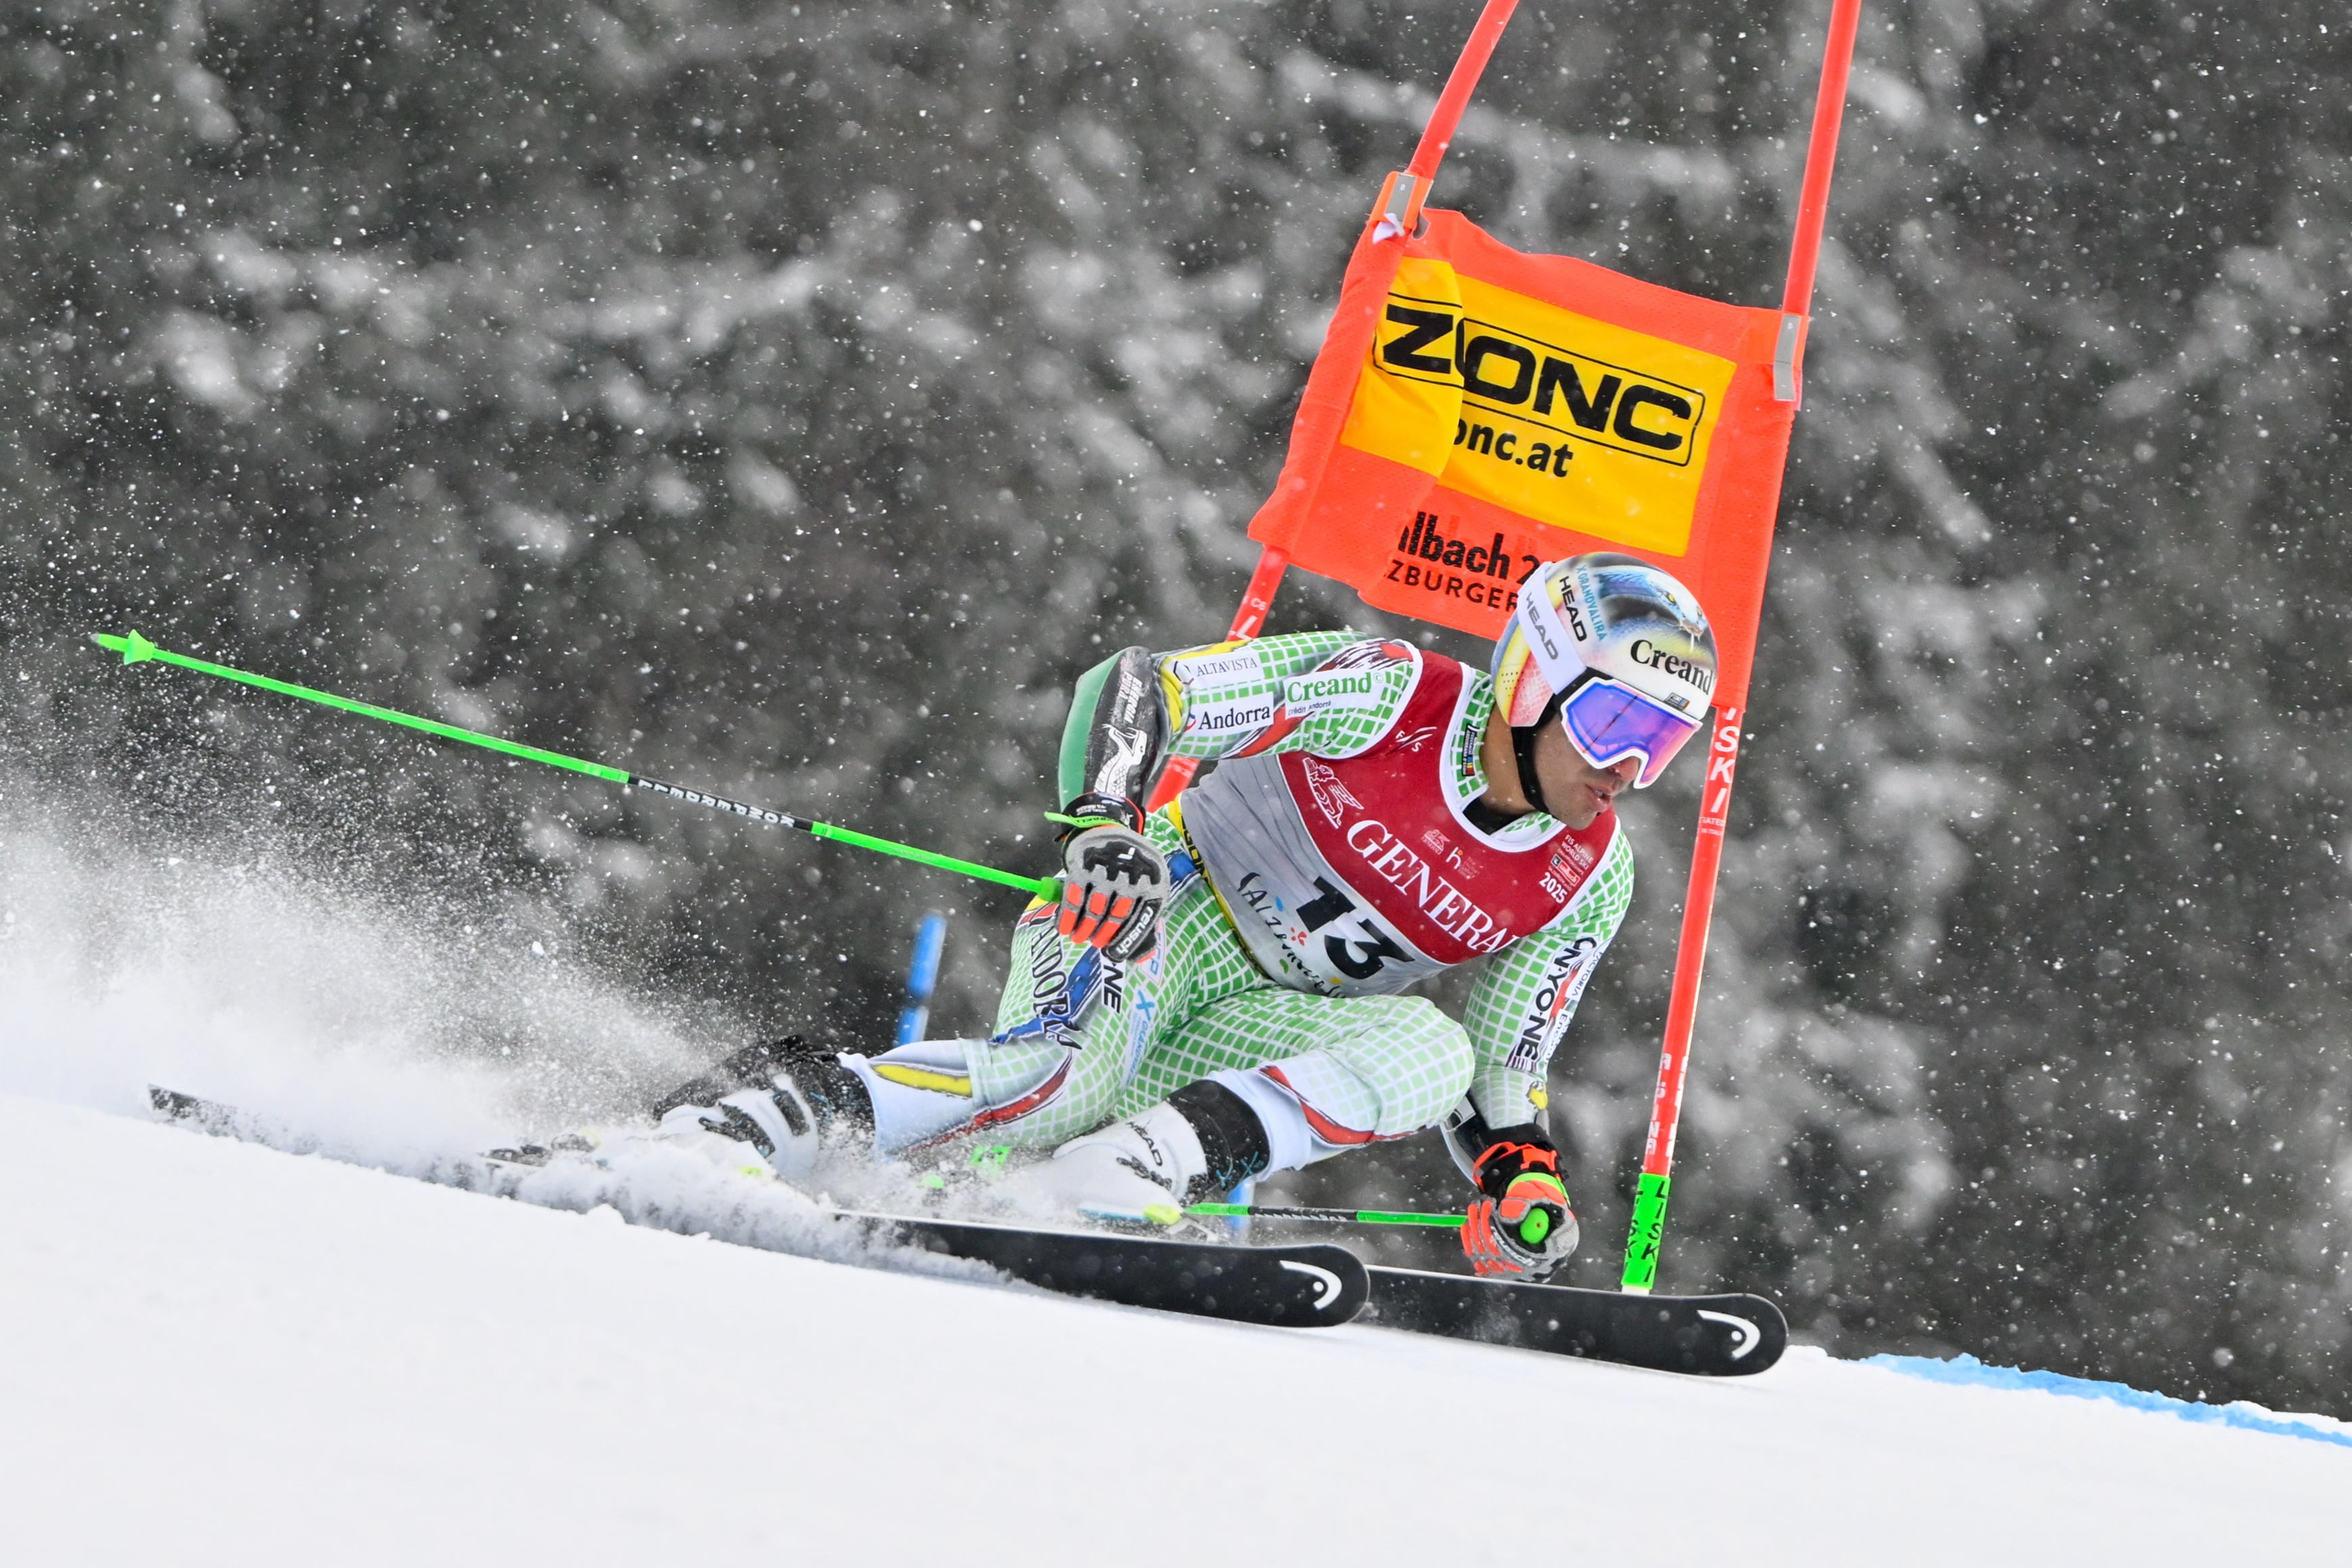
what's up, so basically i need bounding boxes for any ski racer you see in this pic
[666,553,1719,1279]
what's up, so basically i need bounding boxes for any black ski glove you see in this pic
[1052,793,1169,961]
[1459,1131,1578,1280]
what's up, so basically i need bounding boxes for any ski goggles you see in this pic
[1555,672,1703,788]
[1511,584,1704,788]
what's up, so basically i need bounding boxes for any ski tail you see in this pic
[147,1085,1368,1332]
[147,1085,318,1152]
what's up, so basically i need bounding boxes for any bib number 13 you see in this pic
[1297,877,1407,980]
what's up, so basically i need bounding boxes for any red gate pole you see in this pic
[1619,0,1864,1294]
[1780,0,1867,321]
[1149,0,1522,812]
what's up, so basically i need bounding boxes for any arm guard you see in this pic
[1056,646,1168,820]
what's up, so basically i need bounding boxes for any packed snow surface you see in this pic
[1,1093,2345,1567]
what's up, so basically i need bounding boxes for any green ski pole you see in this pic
[1186,1202,1571,1252]
[1185,1203,1466,1229]
[91,629,1058,901]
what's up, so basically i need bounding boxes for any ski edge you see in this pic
[145,1085,1367,1332]
[1364,1264,1790,1377]
[836,1210,1370,1330]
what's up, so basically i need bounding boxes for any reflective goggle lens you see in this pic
[1558,676,1703,788]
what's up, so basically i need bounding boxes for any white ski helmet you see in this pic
[1490,553,1717,788]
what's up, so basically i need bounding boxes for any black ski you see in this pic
[147,1086,1365,1331]
[838,1212,1367,1329]
[147,1086,319,1151]
[1363,1265,1787,1375]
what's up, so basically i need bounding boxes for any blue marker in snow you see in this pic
[895,912,947,1046]
[1221,1174,1256,1240]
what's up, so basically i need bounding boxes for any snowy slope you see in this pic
[1,1093,2345,1567]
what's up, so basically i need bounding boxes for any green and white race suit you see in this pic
[926,631,1632,1171]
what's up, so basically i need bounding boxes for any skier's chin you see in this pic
[1551,780,1613,828]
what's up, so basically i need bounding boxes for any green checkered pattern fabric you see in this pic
[1160,632,1417,762]
[1160,631,1505,815]
[1459,829,1635,1124]
[1153,632,1636,1135]
[971,809,1476,1147]
[970,766,1636,1154]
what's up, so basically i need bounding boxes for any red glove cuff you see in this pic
[1468,1135,1561,1202]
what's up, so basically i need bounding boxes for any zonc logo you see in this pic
[1379,303,1707,468]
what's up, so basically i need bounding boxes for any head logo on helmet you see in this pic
[1490,554,1717,789]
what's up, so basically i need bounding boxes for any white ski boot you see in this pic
[651,1037,873,1184]
[1001,1101,1208,1227]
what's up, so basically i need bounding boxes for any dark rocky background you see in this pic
[3,0,2345,1414]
